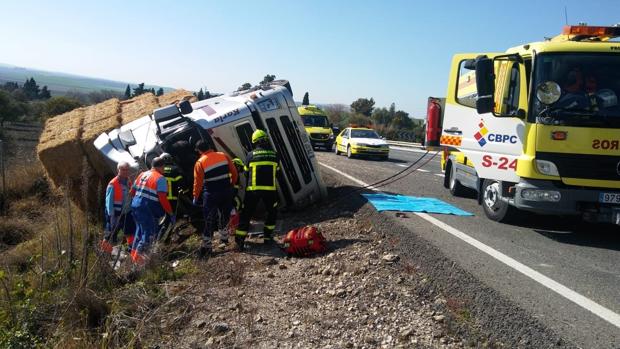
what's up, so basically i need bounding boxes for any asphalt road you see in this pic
[315,146,620,349]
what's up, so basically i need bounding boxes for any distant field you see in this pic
[0,63,173,95]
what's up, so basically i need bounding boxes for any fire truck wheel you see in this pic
[481,179,515,222]
[448,163,467,197]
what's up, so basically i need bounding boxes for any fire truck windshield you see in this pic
[302,115,329,127]
[532,53,620,128]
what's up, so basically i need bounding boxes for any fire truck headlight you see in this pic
[535,160,560,176]
[521,189,561,202]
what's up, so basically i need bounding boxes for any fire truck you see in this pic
[425,25,620,224]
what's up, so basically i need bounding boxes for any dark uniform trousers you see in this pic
[236,190,278,238]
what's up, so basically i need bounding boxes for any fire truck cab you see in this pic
[426,25,620,224]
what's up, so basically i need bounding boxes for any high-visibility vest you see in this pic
[133,170,164,203]
[163,165,183,201]
[245,149,278,191]
[107,176,128,214]
[195,151,235,194]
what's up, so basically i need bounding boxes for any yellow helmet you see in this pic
[232,157,244,168]
[251,129,268,144]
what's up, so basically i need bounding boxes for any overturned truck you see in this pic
[37,80,327,218]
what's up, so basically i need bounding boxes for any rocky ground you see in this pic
[115,168,573,349]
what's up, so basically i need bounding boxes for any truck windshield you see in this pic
[302,115,329,127]
[532,53,620,128]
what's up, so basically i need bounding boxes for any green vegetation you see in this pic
[325,98,424,142]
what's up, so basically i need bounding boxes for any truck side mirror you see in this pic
[475,56,495,114]
[178,100,193,115]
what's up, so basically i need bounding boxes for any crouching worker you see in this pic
[100,161,135,254]
[193,140,237,257]
[235,130,280,251]
[130,157,175,265]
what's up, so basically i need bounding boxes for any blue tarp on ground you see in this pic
[362,193,473,216]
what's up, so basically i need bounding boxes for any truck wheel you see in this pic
[449,164,467,197]
[481,179,515,222]
[347,146,353,158]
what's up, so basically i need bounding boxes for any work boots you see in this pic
[234,236,246,252]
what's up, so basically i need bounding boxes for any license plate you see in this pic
[599,192,620,204]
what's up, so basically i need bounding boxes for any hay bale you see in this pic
[120,93,160,124]
[81,99,121,177]
[157,89,197,107]
[37,107,86,186]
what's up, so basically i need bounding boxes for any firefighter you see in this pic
[100,161,135,254]
[130,157,174,264]
[235,129,280,251]
[160,152,184,214]
[192,140,238,257]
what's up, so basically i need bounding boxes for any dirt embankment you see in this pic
[119,172,573,349]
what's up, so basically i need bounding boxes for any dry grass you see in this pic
[3,161,46,201]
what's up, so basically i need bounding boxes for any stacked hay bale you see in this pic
[37,90,197,216]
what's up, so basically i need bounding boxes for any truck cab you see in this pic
[297,105,334,150]
[95,80,328,210]
[426,25,620,225]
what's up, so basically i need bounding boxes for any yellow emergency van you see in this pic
[298,105,334,150]
[426,25,620,224]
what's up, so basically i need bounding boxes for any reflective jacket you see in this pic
[244,146,279,191]
[193,150,238,199]
[131,170,172,216]
[105,176,130,217]
[163,165,184,201]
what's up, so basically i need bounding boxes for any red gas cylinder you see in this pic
[425,98,442,147]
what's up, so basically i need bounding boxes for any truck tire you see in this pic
[448,163,467,197]
[481,179,516,222]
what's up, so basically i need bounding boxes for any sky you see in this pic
[2,0,620,117]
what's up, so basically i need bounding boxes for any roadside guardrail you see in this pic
[387,140,424,149]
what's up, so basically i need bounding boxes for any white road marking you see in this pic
[319,162,620,329]
[416,169,429,173]
[389,146,432,154]
[434,173,445,177]
[396,164,408,168]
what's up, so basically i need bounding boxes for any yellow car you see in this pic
[298,105,334,150]
[334,127,389,160]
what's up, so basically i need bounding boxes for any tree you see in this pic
[237,83,252,91]
[124,84,131,99]
[260,74,276,85]
[324,104,350,129]
[390,110,413,129]
[302,92,310,105]
[348,113,373,127]
[132,83,146,97]
[371,107,390,126]
[156,87,164,96]
[350,97,375,117]
[149,88,156,94]
[0,90,22,126]
[22,77,40,100]
[43,96,81,118]
[39,85,51,99]
[2,82,19,92]
[195,88,205,101]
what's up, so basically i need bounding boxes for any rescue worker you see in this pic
[235,129,280,251]
[130,157,174,264]
[160,152,184,214]
[193,140,238,257]
[100,161,135,254]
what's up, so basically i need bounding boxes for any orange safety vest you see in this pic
[133,170,165,203]
[108,176,125,214]
[193,150,238,198]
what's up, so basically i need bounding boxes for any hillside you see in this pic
[0,63,172,95]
